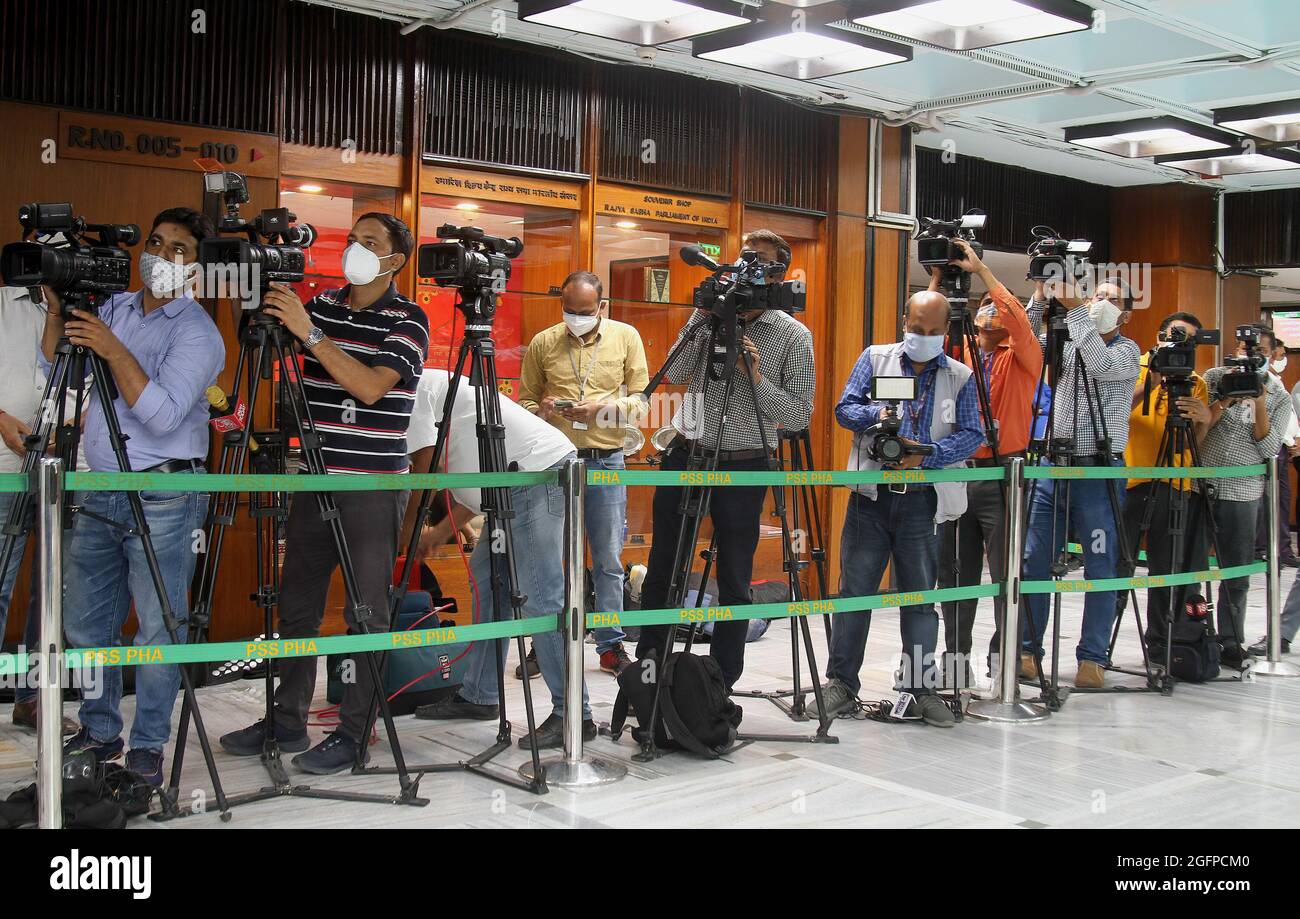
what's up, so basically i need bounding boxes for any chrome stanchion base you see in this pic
[518,755,627,787]
[1252,659,1300,678]
[965,699,1050,722]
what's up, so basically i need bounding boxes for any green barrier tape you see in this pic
[62,471,556,493]
[0,474,23,494]
[0,615,559,677]
[586,582,1001,630]
[587,467,1006,487]
[1021,562,1265,595]
[1063,544,1220,566]
[1024,464,1265,481]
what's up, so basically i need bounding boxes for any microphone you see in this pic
[679,245,719,271]
[206,386,257,451]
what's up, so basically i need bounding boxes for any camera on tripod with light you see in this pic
[199,170,317,299]
[418,224,522,324]
[682,245,806,319]
[1027,226,1092,284]
[1218,325,1269,400]
[916,211,986,308]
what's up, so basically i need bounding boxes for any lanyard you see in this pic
[567,332,603,400]
[905,367,937,437]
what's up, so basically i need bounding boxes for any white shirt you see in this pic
[0,287,54,474]
[407,369,575,511]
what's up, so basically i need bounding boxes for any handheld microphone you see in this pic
[206,386,257,451]
[679,245,720,272]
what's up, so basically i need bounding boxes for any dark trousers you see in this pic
[1256,445,1293,557]
[1116,482,1210,643]
[939,478,1005,664]
[1215,497,1260,648]
[636,445,769,689]
[273,490,406,740]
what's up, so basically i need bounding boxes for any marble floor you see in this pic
[3,568,1298,829]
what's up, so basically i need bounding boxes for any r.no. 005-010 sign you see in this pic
[66,123,240,164]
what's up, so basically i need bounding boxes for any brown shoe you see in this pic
[1075,661,1105,689]
[12,699,79,735]
[1018,652,1040,681]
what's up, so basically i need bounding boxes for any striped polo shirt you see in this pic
[301,284,430,474]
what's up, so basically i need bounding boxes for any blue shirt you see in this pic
[41,290,225,472]
[835,350,985,469]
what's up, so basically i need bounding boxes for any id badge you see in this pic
[572,420,589,431]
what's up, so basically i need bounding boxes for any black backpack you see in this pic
[611,651,743,758]
[1164,593,1221,683]
[0,752,154,829]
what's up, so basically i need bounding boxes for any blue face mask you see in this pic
[903,332,945,363]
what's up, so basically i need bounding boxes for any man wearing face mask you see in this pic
[519,271,648,677]
[811,291,985,726]
[926,239,1041,690]
[39,207,224,785]
[1201,325,1294,665]
[1021,279,1140,689]
[220,213,430,774]
[1254,336,1300,566]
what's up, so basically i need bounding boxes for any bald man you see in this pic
[812,290,985,726]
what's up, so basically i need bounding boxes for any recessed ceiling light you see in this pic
[518,0,752,46]
[1063,116,1239,157]
[694,20,911,79]
[850,0,1092,51]
[616,220,639,229]
[1155,144,1300,177]
[298,184,324,193]
[455,202,481,211]
[1214,99,1300,143]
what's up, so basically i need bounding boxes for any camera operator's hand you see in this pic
[742,336,761,383]
[1175,396,1209,426]
[950,238,985,275]
[261,283,314,342]
[0,411,32,458]
[65,309,128,362]
[40,286,62,318]
[892,439,926,470]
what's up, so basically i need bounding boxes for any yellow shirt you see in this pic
[1124,354,1209,490]
[519,318,650,450]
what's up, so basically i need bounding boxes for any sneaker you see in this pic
[11,699,79,735]
[1283,556,1300,569]
[807,678,855,719]
[125,748,165,787]
[62,726,123,764]
[913,694,956,728]
[1019,652,1041,681]
[1220,642,1248,667]
[1075,660,1106,689]
[414,692,499,721]
[220,718,310,757]
[514,647,540,681]
[599,644,632,675]
[517,713,597,750]
[291,732,368,775]
[1248,636,1291,657]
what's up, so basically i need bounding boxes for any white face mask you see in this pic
[1272,356,1288,374]
[139,251,197,298]
[903,332,945,363]
[1088,298,1122,334]
[563,311,601,338]
[341,242,396,286]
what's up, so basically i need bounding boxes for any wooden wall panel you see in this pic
[1110,184,1215,268]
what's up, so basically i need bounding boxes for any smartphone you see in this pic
[554,400,575,410]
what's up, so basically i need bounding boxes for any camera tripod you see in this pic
[358,285,548,794]
[0,292,230,818]
[619,310,836,762]
[729,428,832,721]
[157,311,427,821]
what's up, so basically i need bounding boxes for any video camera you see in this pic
[1027,226,1092,283]
[418,224,522,323]
[916,211,986,308]
[0,203,139,315]
[863,376,934,466]
[1218,325,1269,400]
[199,170,317,297]
[683,246,806,318]
[1150,325,1219,380]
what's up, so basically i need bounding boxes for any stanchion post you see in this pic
[1256,453,1300,677]
[967,458,1050,721]
[37,457,65,828]
[519,458,626,786]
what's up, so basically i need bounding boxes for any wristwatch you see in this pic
[303,327,326,350]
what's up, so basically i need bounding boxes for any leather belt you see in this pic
[669,436,772,464]
[577,447,621,459]
[144,459,205,475]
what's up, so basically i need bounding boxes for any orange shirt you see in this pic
[965,283,1043,459]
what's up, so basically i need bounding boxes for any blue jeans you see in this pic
[830,489,942,696]
[64,475,208,751]
[585,452,627,653]
[460,458,590,719]
[1022,461,1125,666]
[0,491,40,704]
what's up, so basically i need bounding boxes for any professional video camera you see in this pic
[1149,326,1219,382]
[0,203,138,314]
[418,223,522,322]
[682,245,806,318]
[1027,226,1093,283]
[916,211,986,268]
[199,170,317,295]
[863,376,935,465]
[1218,325,1269,400]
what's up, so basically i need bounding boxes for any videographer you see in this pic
[1254,336,1300,566]
[1116,311,1213,648]
[812,290,984,726]
[1020,279,1140,689]
[635,229,814,690]
[1201,325,1293,665]
[928,239,1041,689]
[220,213,430,774]
[41,207,224,785]
[519,270,648,677]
